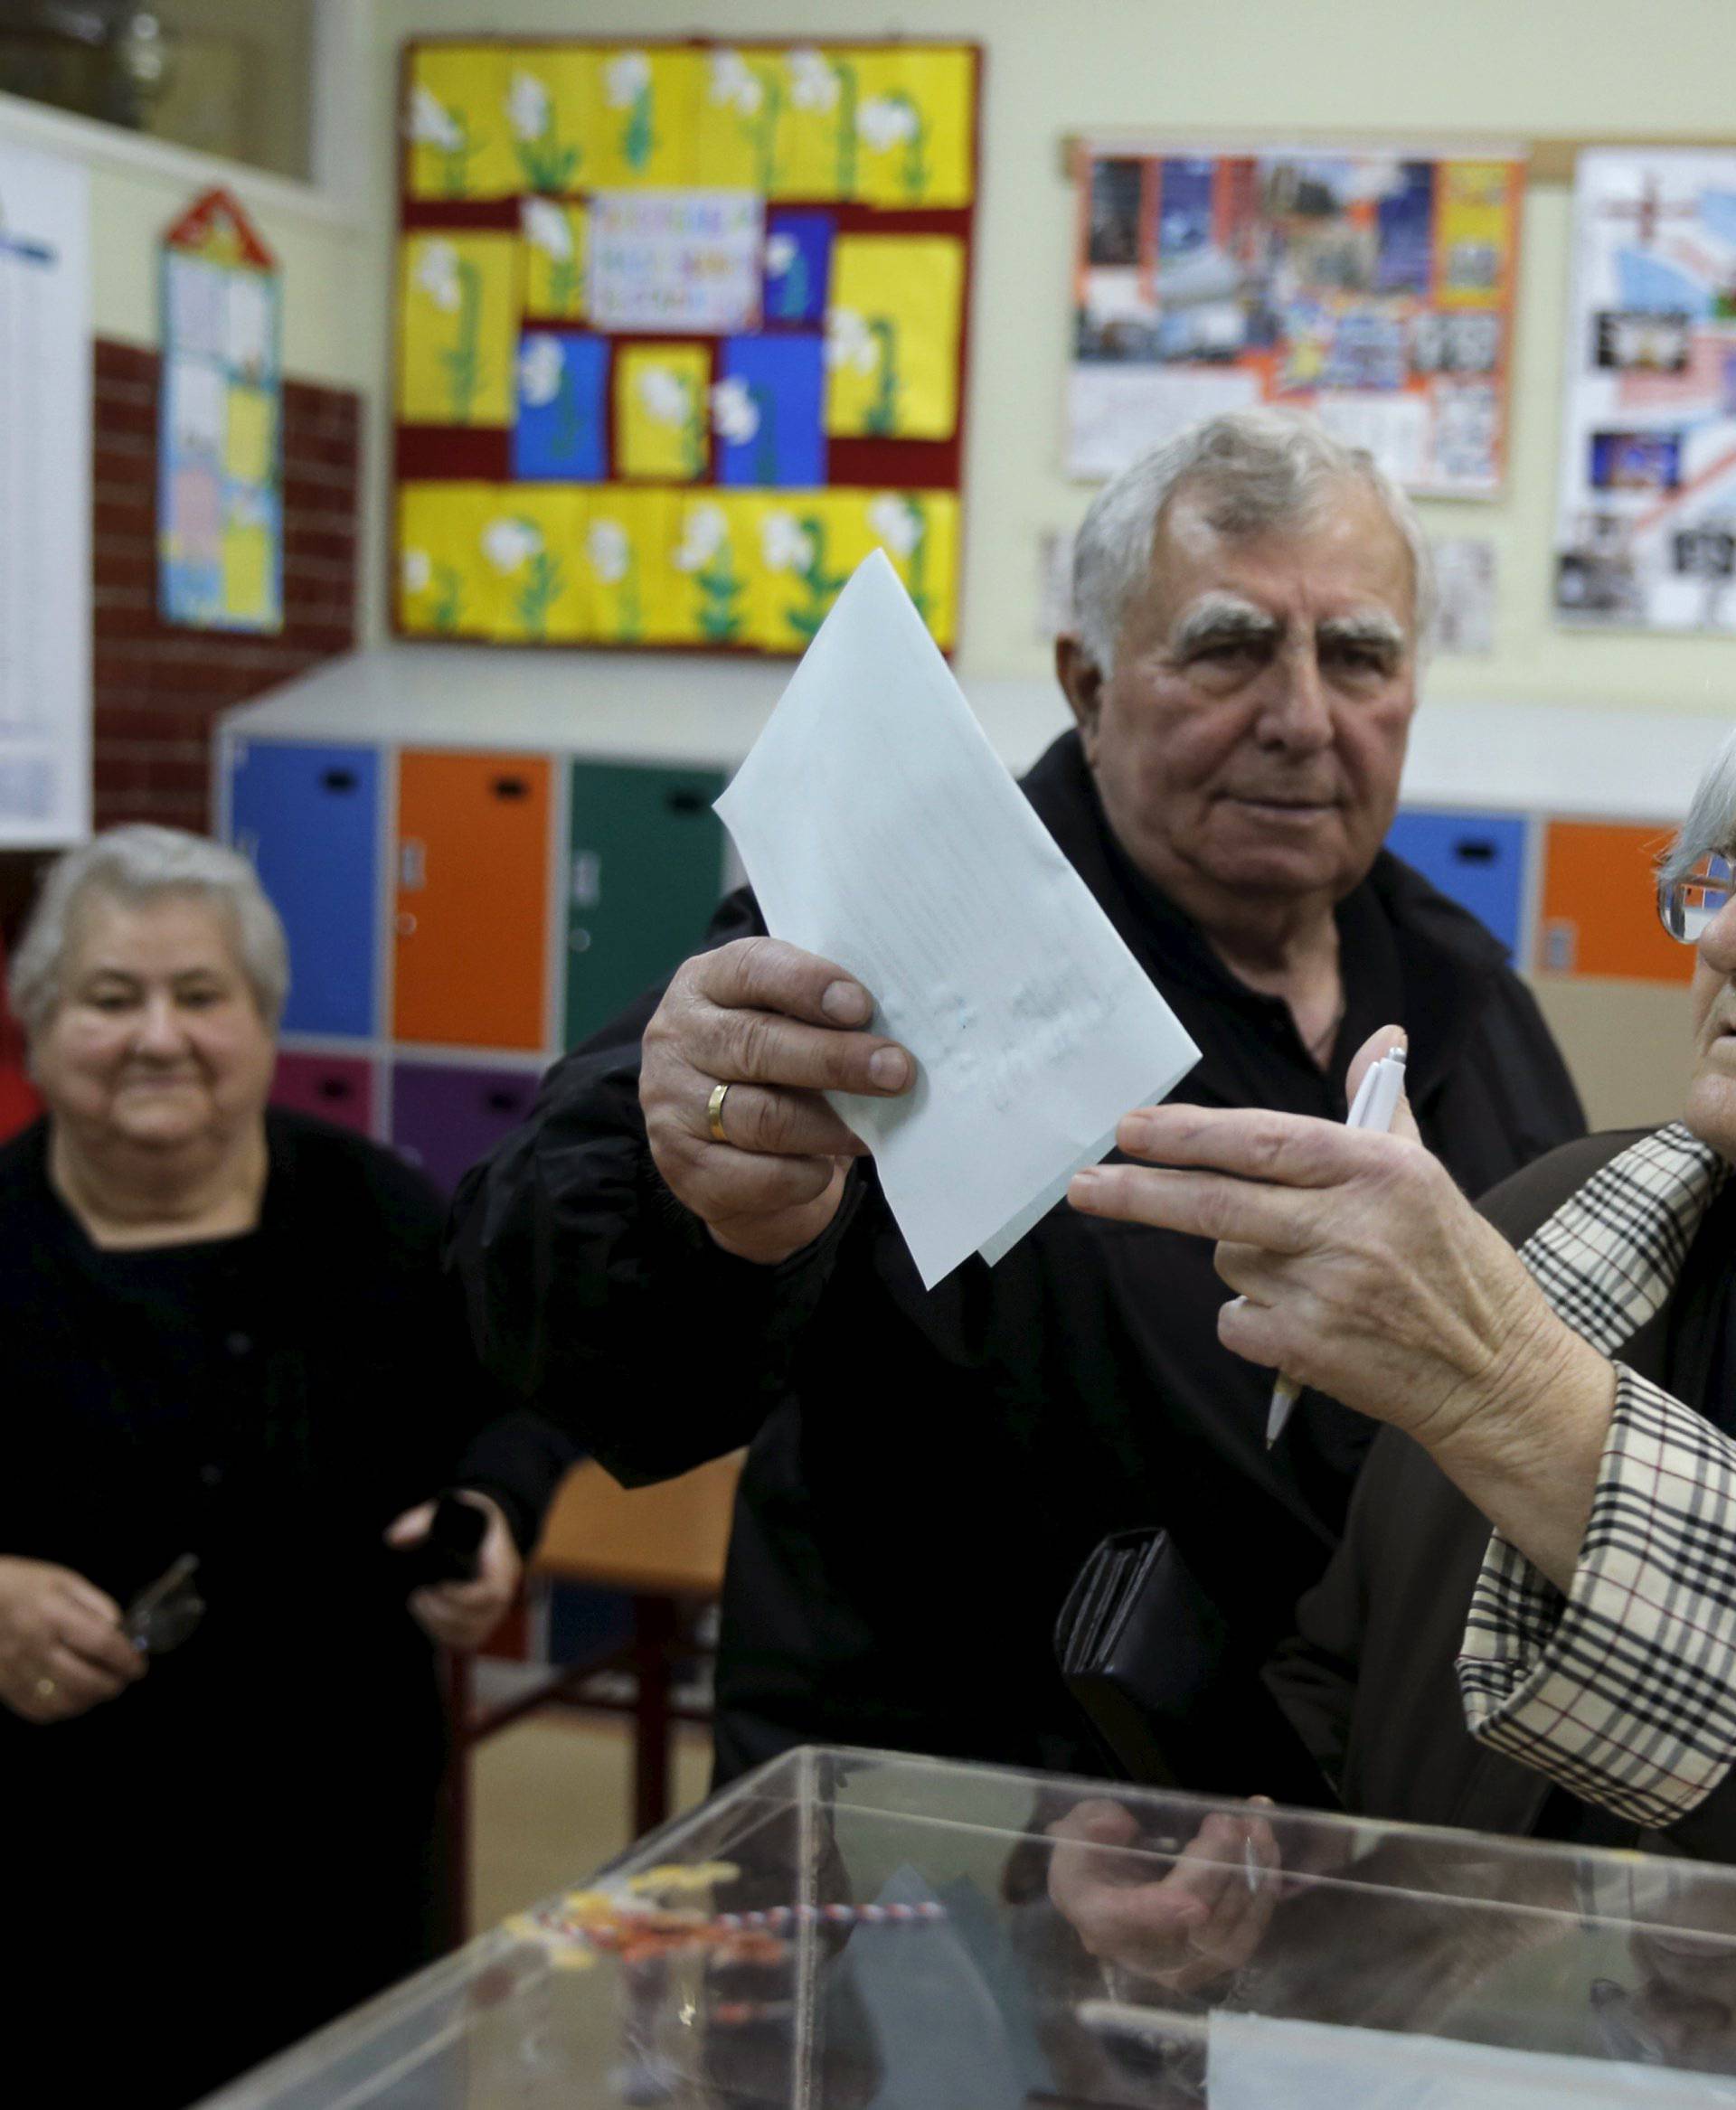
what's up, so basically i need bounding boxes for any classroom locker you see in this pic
[227,740,381,1039]
[563,760,729,1045]
[392,750,552,1050]
[390,1060,542,1194]
[1383,808,1529,960]
[270,1052,375,1137]
[1537,819,1692,984]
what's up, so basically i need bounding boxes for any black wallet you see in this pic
[1054,1525,1340,1810]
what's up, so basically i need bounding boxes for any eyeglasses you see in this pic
[121,1552,205,1655]
[1658,851,1736,945]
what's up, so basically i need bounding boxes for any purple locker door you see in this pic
[390,1060,541,1194]
[271,1053,375,1136]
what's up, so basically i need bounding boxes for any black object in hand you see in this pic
[396,1493,487,1591]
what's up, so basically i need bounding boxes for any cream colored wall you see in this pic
[0,87,375,389]
[369,0,1736,707]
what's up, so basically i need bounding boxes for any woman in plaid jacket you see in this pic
[1069,733,1736,1860]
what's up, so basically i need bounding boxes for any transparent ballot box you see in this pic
[203,1746,1736,2106]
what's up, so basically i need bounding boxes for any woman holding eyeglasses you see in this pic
[0,828,573,2108]
[1064,730,1736,1867]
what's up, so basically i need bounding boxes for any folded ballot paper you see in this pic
[714,551,1200,1289]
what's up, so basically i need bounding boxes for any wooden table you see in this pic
[449,1449,744,1920]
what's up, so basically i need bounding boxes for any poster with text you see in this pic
[0,139,90,845]
[1555,149,1736,632]
[1067,146,1524,495]
[395,39,979,655]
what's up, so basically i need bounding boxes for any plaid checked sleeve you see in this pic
[1452,1126,1736,1828]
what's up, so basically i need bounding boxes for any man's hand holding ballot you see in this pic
[1070,1026,1617,1593]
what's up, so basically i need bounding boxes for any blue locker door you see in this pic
[228,740,382,1038]
[1384,808,1529,960]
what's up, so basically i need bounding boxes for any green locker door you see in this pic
[563,760,729,1046]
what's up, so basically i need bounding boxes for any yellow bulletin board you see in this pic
[394,38,981,653]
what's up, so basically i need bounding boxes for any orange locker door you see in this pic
[393,751,552,1049]
[1537,820,1692,984]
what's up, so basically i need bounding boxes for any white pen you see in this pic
[1265,1045,1409,1449]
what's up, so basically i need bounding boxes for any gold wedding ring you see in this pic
[707,1081,732,1145]
[34,1676,55,1700]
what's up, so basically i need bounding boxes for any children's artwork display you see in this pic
[0,139,90,844]
[395,39,979,653]
[158,189,283,633]
[1554,149,1736,632]
[1066,145,1524,495]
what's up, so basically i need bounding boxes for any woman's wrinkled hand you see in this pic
[0,1556,146,1724]
[1047,1797,1280,1996]
[387,1493,522,1653]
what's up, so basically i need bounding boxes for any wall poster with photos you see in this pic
[395,38,979,654]
[1555,148,1736,633]
[1066,144,1524,496]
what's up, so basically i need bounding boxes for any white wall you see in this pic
[365,0,1736,715]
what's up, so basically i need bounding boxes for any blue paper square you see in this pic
[514,332,609,481]
[763,212,831,326]
[715,336,825,488]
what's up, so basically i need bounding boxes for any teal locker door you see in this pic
[563,761,728,1046]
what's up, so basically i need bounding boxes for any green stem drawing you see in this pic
[773,248,809,321]
[618,556,644,642]
[901,101,930,199]
[554,371,585,463]
[783,518,852,640]
[683,380,707,477]
[439,119,486,198]
[750,389,778,482]
[694,545,746,642]
[623,85,656,172]
[430,563,465,633]
[439,260,485,421]
[901,504,932,626]
[745,74,785,193]
[548,253,579,312]
[835,64,859,195]
[866,317,900,436]
[515,548,564,637]
[515,128,581,193]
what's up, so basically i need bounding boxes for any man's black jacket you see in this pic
[448,728,1586,1780]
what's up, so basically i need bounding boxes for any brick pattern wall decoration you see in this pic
[92,337,359,832]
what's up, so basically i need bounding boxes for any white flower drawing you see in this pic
[826,306,878,373]
[483,517,542,572]
[604,50,652,108]
[857,94,918,151]
[413,239,462,313]
[760,512,814,574]
[764,231,798,278]
[518,335,565,409]
[586,520,630,583]
[408,84,460,150]
[523,198,574,261]
[401,548,432,596]
[867,495,923,560]
[711,376,760,446]
[675,503,730,573]
[787,47,839,112]
[637,365,692,426]
[506,69,552,141]
[709,48,762,115]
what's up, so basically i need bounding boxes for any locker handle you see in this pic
[491,776,530,800]
[400,839,426,889]
[396,911,418,937]
[485,1088,524,1113]
[665,789,706,815]
[321,768,358,793]
[1452,839,1497,864]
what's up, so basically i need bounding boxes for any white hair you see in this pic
[8,825,289,1040]
[1659,727,1736,886]
[1071,407,1437,674]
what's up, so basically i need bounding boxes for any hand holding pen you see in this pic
[1265,1037,1410,1447]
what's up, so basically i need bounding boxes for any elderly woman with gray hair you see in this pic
[1052,731,1736,1992]
[1,826,572,2107]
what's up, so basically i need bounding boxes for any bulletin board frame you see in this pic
[391,35,983,657]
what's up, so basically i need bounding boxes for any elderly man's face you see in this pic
[1067,480,1420,918]
[1685,890,1736,1161]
